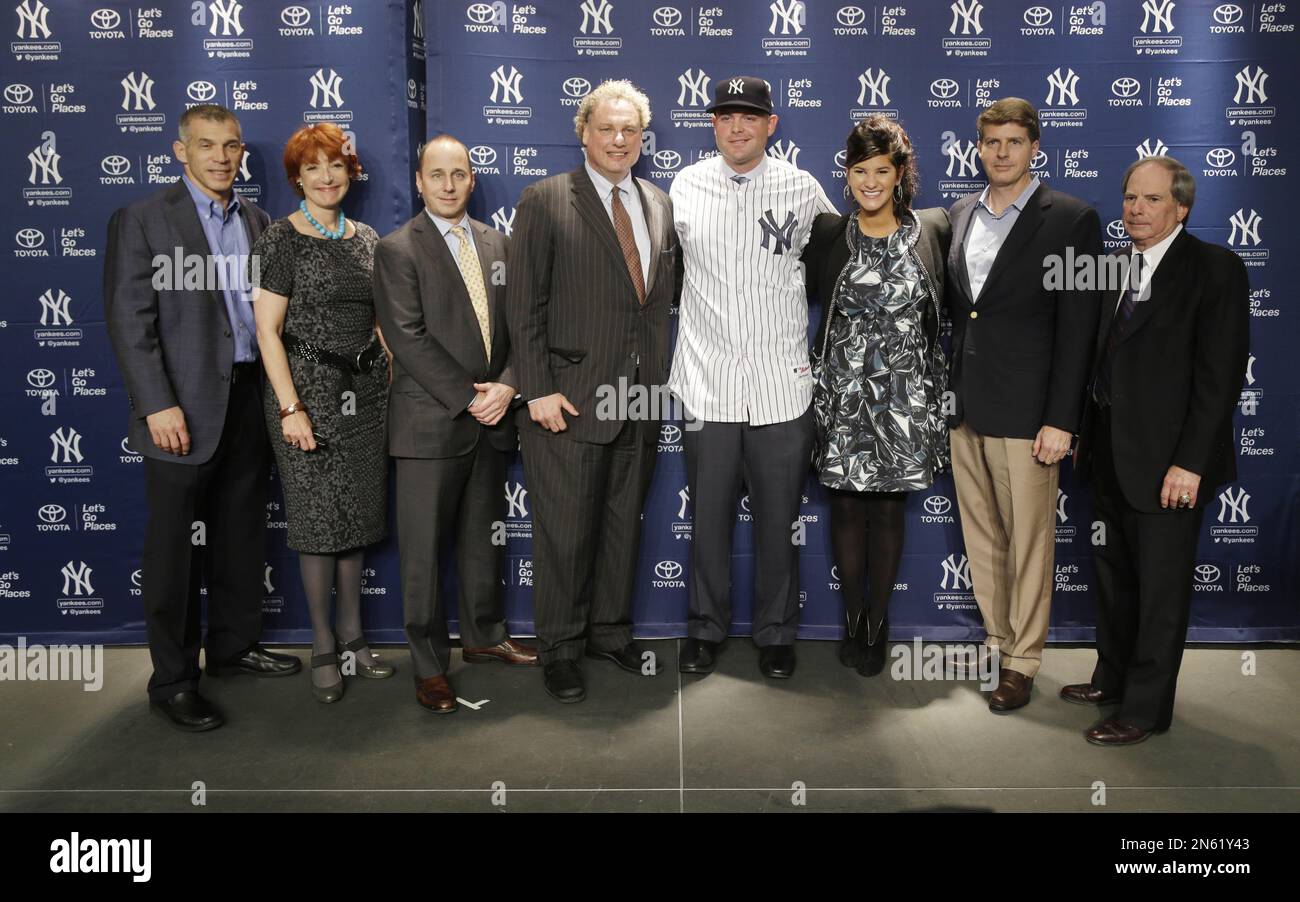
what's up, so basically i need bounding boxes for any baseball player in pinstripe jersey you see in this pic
[668,76,836,679]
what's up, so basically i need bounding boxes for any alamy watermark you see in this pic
[594,377,702,431]
[151,248,260,293]
[1042,248,1143,293]
[0,637,103,691]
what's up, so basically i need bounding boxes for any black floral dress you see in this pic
[253,219,388,553]
[813,210,949,493]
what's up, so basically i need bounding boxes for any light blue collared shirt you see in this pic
[964,176,1040,302]
[425,208,477,265]
[584,162,651,285]
[181,174,256,362]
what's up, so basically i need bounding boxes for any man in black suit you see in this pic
[1066,157,1249,745]
[372,135,538,716]
[104,104,300,732]
[945,98,1102,712]
[507,80,681,703]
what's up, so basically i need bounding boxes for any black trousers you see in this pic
[141,366,269,701]
[519,420,657,665]
[1089,408,1205,732]
[682,406,814,646]
[395,442,508,680]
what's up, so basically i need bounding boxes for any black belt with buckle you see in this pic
[281,333,382,391]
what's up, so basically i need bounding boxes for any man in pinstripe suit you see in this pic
[669,76,836,679]
[507,80,682,703]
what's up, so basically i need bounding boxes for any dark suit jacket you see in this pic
[806,207,952,369]
[1074,229,1250,513]
[103,180,270,465]
[372,212,516,459]
[945,182,1102,439]
[507,165,681,445]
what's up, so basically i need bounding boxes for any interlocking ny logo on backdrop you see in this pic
[1228,209,1262,246]
[949,0,983,34]
[1140,0,1175,33]
[121,72,156,111]
[39,288,72,325]
[580,0,613,34]
[207,0,244,36]
[61,561,94,596]
[16,0,51,39]
[940,554,972,590]
[1217,487,1250,523]
[769,0,805,34]
[49,426,82,463]
[309,68,344,108]
[490,65,523,104]
[1045,67,1079,106]
[1233,66,1268,105]
[677,69,710,107]
[857,68,890,106]
[758,210,797,255]
[27,134,61,185]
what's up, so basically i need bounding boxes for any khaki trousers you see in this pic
[949,422,1059,678]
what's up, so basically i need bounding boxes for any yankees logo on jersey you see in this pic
[668,154,836,425]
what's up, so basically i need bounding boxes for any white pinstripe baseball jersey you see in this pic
[668,154,835,425]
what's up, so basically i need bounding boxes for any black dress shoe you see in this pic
[208,644,302,677]
[758,644,795,679]
[544,660,586,703]
[150,690,223,732]
[679,638,717,674]
[856,616,889,677]
[585,641,661,675]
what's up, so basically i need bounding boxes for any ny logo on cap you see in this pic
[728,78,744,94]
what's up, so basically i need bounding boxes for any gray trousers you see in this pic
[683,405,814,646]
[396,442,508,680]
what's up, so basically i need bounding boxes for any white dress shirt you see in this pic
[668,154,836,425]
[584,162,651,285]
[427,208,477,263]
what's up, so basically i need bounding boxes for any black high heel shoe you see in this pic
[336,636,395,679]
[856,614,889,677]
[839,610,863,668]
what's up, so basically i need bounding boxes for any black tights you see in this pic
[298,548,366,658]
[828,489,907,634]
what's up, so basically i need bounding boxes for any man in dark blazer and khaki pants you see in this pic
[104,104,300,732]
[373,135,537,715]
[508,80,681,703]
[945,98,1102,712]
[1067,157,1248,745]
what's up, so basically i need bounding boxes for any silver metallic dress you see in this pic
[813,211,949,493]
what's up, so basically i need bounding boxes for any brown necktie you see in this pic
[611,186,646,304]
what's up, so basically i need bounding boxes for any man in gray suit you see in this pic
[104,104,300,733]
[508,79,681,703]
[373,135,538,715]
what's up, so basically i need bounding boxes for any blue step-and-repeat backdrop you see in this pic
[1,0,1296,645]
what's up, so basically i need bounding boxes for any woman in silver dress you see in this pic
[805,116,951,677]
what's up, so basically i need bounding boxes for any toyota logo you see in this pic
[1213,4,1243,24]
[27,368,56,388]
[930,78,959,99]
[653,149,681,170]
[654,560,683,580]
[740,495,751,513]
[131,569,142,587]
[101,155,131,176]
[1206,147,1236,168]
[1111,77,1141,98]
[469,145,497,166]
[4,83,33,105]
[120,436,138,455]
[407,79,417,100]
[187,81,217,103]
[653,6,682,27]
[1106,220,1129,240]
[1194,564,1220,583]
[466,3,495,24]
[38,504,66,524]
[1031,149,1048,169]
[563,77,592,98]
[834,149,848,168]
[1023,6,1052,27]
[830,565,840,580]
[16,228,44,249]
[281,5,311,27]
[837,6,866,26]
[91,8,121,29]
[659,424,682,444]
[923,495,952,515]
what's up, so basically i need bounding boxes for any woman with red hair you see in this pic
[251,122,394,702]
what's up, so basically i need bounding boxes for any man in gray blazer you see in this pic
[104,104,300,733]
[373,135,538,715]
[508,80,681,703]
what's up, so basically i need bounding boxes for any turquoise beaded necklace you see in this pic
[299,200,346,240]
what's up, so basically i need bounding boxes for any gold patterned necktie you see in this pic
[450,225,491,359]
[610,186,646,304]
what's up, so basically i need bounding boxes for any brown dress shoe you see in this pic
[415,675,458,714]
[988,669,1033,713]
[1085,718,1154,746]
[1060,683,1122,706]
[462,638,539,666]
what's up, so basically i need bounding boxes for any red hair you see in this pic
[282,123,362,197]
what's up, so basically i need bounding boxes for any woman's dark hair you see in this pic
[844,115,918,217]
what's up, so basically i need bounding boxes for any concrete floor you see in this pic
[1,642,1296,813]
